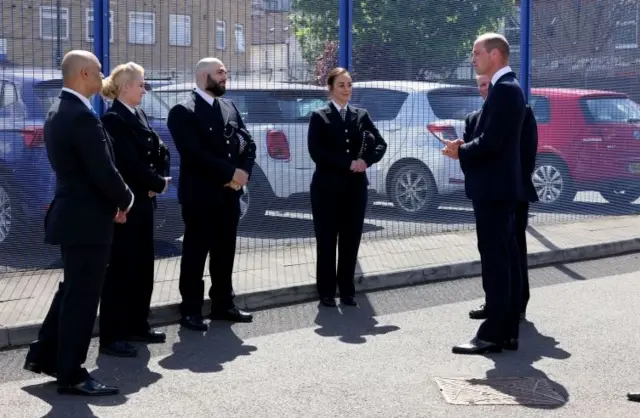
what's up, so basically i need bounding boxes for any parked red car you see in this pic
[530,87,640,206]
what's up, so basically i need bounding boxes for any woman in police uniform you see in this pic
[98,62,171,357]
[307,67,387,307]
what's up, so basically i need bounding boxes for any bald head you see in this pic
[195,57,228,96]
[61,50,99,81]
[60,50,103,98]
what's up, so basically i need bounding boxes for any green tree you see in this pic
[291,0,514,82]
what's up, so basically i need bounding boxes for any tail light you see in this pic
[266,129,290,161]
[427,124,458,142]
[22,127,45,147]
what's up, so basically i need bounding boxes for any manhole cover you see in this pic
[435,377,567,406]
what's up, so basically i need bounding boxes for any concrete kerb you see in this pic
[3,237,640,349]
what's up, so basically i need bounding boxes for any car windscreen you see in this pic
[426,87,485,120]
[350,88,408,121]
[581,95,640,123]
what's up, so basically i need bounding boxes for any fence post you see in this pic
[519,0,532,103]
[338,0,353,70]
[92,0,110,114]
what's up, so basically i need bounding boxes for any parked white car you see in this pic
[152,82,382,223]
[152,80,482,222]
[350,81,484,216]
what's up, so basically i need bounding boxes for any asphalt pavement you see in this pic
[1,191,638,273]
[0,253,639,417]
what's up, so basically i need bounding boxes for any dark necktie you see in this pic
[340,107,347,121]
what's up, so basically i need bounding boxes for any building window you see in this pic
[169,14,191,46]
[501,6,521,53]
[615,20,638,49]
[86,9,114,43]
[216,20,226,50]
[265,0,280,11]
[235,24,246,53]
[40,6,69,41]
[129,12,156,45]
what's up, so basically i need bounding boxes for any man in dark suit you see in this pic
[23,50,134,395]
[466,77,539,321]
[167,57,256,331]
[442,33,526,354]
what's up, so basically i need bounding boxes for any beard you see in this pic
[206,74,226,97]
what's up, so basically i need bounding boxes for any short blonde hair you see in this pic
[101,61,145,100]
[476,32,510,59]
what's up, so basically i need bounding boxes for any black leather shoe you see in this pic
[340,296,358,306]
[452,337,502,355]
[320,297,337,307]
[180,315,208,331]
[130,330,166,344]
[628,392,640,402]
[209,307,253,323]
[57,377,119,396]
[502,338,519,351]
[23,360,57,378]
[469,305,487,320]
[99,341,137,357]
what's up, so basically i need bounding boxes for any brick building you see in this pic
[0,0,252,77]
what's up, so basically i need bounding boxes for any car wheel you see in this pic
[532,156,576,206]
[389,162,439,217]
[0,180,13,246]
[600,188,640,206]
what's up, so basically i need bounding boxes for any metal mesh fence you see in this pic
[0,0,638,327]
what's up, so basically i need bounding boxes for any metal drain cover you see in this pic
[435,377,567,406]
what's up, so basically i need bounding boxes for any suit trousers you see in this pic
[515,201,530,313]
[26,244,111,385]
[478,201,531,314]
[310,176,368,299]
[100,203,155,344]
[178,198,240,317]
[473,201,521,343]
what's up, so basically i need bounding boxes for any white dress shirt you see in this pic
[331,100,348,113]
[195,87,216,106]
[491,65,513,86]
[61,87,93,110]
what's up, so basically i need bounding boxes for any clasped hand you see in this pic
[441,139,464,160]
[148,177,172,198]
[225,168,249,191]
[114,208,128,224]
[350,159,367,173]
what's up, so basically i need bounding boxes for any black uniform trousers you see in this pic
[99,200,155,345]
[473,201,522,344]
[178,197,240,317]
[311,173,368,299]
[27,244,111,385]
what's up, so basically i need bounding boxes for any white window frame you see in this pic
[615,21,639,49]
[86,9,114,43]
[40,6,69,41]
[235,24,246,53]
[500,6,521,53]
[216,20,226,50]
[169,14,192,46]
[128,11,156,45]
